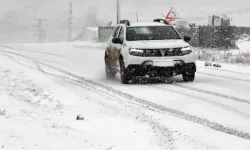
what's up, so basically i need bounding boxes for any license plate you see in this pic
[153,61,174,67]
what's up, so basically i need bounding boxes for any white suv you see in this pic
[104,19,196,84]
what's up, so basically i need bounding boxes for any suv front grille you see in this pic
[142,48,183,57]
[143,49,162,57]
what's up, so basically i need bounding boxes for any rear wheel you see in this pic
[182,73,195,82]
[105,53,117,79]
[119,57,130,84]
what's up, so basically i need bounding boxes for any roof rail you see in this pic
[119,20,130,26]
[153,19,169,25]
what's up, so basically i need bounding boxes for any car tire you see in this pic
[182,73,195,82]
[119,57,129,84]
[105,53,116,79]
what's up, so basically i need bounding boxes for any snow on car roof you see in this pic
[129,22,170,27]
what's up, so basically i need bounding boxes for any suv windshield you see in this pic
[126,26,182,41]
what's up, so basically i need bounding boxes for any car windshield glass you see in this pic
[126,26,181,41]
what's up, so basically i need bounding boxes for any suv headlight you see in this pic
[181,46,192,55]
[129,48,144,56]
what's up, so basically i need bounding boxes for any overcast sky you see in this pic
[0,0,250,26]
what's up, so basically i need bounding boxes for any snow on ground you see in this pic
[195,41,250,66]
[237,41,250,52]
[0,54,162,150]
[1,42,250,149]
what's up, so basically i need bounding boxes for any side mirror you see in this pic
[183,36,191,42]
[112,38,123,44]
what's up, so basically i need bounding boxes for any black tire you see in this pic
[119,57,130,84]
[182,73,195,82]
[105,53,116,79]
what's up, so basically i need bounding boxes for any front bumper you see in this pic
[126,61,196,78]
[125,52,196,67]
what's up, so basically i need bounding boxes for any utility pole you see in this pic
[116,0,121,24]
[68,1,73,41]
[136,12,138,22]
[34,18,47,43]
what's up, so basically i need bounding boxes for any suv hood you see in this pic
[126,39,190,49]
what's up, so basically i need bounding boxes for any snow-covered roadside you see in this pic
[0,55,162,150]
[196,60,250,72]
[237,40,250,52]
[194,41,250,66]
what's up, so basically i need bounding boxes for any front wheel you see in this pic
[105,63,116,79]
[105,53,117,79]
[182,73,195,82]
[119,58,130,84]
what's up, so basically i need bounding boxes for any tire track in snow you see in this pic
[197,72,250,82]
[0,50,62,65]
[31,61,250,141]
[33,63,221,149]
[73,78,250,140]
[173,83,250,105]
[129,78,250,105]
[0,51,176,150]
[36,65,176,150]
[198,66,250,76]
[151,85,250,120]
[0,54,38,70]
[2,49,250,141]
[0,45,65,58]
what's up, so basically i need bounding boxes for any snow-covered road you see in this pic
[0,42,250,149]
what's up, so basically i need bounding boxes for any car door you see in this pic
[106,26,120,57]
[115,26,125,58]
[110,26,121,60]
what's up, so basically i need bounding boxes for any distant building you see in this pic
[208,15,231,26]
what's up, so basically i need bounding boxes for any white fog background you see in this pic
[0,0,250,42]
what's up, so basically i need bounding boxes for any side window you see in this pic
[118,27,124,41]
[112,26,119,37]
[114,26,121,38]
